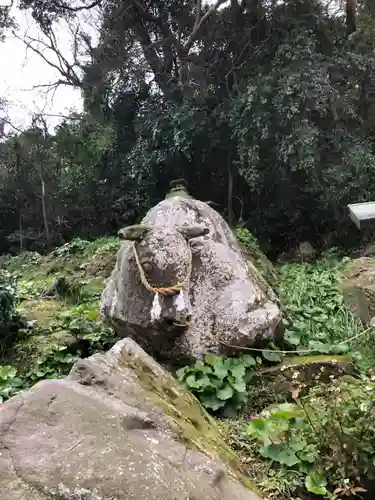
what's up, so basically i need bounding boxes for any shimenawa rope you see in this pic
[132,241,193,296]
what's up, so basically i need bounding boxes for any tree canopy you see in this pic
[1,0,375,254]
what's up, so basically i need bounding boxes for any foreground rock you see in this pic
[101,182,282,363]
[0,338,261,500]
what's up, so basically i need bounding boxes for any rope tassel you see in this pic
[151,292,162,321]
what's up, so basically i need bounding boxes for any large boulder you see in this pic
[101,183,282,363]
[0,338,261,500]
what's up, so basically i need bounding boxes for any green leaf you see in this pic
[308,340,331,354]
[185,374,199,389]
[271,403,304,420]
[176,366,192,380]
[261,443,301,466]
[212,363,228,380]
[290,439,307,452]
[230,363,246,379]
[330,343,350,354]
[247,418,273,442]
[0,365,17,381]
[209,377,224,389]
[247,418,266,435]
[305,473,327,495]
[232,391,248,406]
[299,462,314,474]
[204,353,227,379]
[262,350,282,362]
[298,449,317,463]
[223,357,235,369]
[284,330,301,346]
[86,310,98,319]
[241,354,256,367]
[231,379,246,393]
[185,374,211,390]
[200,394,226,411]
[204,352,223,367]
[216,384,234,400]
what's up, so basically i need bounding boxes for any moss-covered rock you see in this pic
[247,354,354,411]
[235,228,279,286]
[0,238,120,376]
[340,257,375,324]
[0,338,261,500]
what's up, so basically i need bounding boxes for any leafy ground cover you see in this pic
[177,244,375,499]
[1,237,375,499]
[0,237,120,401]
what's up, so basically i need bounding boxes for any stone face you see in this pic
[101,193,282,363]
[0,338,261,500]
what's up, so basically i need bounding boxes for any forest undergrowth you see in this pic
[1,236,375,499]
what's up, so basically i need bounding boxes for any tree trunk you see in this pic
[346,0,357,36]
[227,152,234,227]
[39,167,51,251]
[16,150,24,252]
[19,210,23,252]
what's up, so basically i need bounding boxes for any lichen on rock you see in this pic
[0,337,261,500]
[340,257,375,324]
[101,187,282,363]
[248,354,354,409]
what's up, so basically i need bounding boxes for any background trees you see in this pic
[2,0,375,255]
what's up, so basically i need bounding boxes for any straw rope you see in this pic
[132,241,192,296]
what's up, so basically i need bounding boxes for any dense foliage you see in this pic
[0,237,119,401]
[243,377,375,498]
[1,225,375,498]
[3,4,375,492]
[176,352,261,412]
[2,0,375,254]
[0,272,18,333]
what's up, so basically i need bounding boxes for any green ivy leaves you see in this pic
[247,402,325,495]
[279,261,362,358]
[0,365,23,403]
[0,271,19,329]
[176,352,260,412]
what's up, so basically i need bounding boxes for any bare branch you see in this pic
[185,0,229,52]
[131,0,181,50]
[47,0,102,13]
[0,116,25,135]
[132,0,229,55]
[194,0,202,30]
[39,112,83,121]
[13,31,63,76]
[32,80,79,89]
[12,26,83,90]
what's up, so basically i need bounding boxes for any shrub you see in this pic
[52,238,90,257]
[278,259,367,362]
[0,271,19,333]
[246,376,375,498]
[176,352,262,413]
[0,365,24,402]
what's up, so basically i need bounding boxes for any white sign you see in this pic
[348,202,375,229]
